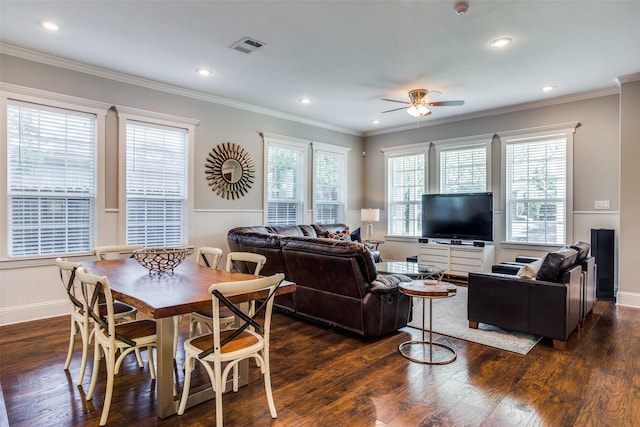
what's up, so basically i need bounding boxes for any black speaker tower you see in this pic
[591,228,615,300]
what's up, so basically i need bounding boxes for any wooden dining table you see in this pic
[82,257,295,419]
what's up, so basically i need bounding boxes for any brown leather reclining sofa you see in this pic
[468,242,594,350]
[227,224,411,338]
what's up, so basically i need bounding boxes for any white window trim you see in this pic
[115,105,198,246]
[0,83,110,262]
[381,142,429,237]
[312,142,350,224]
[499,122,578,245]
[262,132,311,225]
[432,133,493,193]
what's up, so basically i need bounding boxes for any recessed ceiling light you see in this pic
[542,85,556,92]
[38,20,59,31]
[298,97,312,104]
[195,68,213,77]
[490,37,512,48]
[371,119,380,125]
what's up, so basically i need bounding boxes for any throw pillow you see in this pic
[516,258,544,279]
[324,230,351,241]
[351,227,362,242]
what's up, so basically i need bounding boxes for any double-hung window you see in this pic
[2,87,108,258]
[501,123,577,244]
[434,135,492,194]
[382,143,428,236]
[263,134,309,226]
[313,143,349,224]
[117,107,196,247]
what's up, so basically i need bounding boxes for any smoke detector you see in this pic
[230,37,265,54]
[454,1,469,15]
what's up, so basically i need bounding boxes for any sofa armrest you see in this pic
[468,272,532,332]
[515,256,541,264]
[491,262,524,275]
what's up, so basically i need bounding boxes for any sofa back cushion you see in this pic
[570,241,591,264]
[536,247,579,282]
[280,236,376,297]
[267,225,310,237]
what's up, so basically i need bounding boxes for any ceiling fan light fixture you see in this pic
[407,104,431,117]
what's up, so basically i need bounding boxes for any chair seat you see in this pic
[188,330,261,355]
[108,301,137,316]
[193,305,234,319]
[101,319,157,341]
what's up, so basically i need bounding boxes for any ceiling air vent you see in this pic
[230,37,265,54]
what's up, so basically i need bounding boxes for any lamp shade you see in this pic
[361,208,380,222]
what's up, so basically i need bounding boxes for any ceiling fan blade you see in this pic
[428,100,465,107]
[381,98,410,104]
[381,106,409,113]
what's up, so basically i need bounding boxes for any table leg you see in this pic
[398,296,457,365]
[156,317,177,418]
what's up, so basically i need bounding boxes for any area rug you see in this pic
[407,285,542,355]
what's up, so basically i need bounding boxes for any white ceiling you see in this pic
[1,1,639,135]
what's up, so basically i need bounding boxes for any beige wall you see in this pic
[363,93,628,303]
[618,78,640,306]
[0,52,638,325]
[0,53,364,325]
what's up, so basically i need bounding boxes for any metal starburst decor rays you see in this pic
[205,142,255,199]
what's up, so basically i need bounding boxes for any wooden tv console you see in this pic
[417,241,495,277]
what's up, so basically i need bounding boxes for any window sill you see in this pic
[383,235,420,243]
[499,241,564,251]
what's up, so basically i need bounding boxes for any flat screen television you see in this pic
[422,192,493,242]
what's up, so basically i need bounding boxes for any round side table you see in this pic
[398,281,457,365]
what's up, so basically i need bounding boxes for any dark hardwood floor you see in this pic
[1,300,639,426]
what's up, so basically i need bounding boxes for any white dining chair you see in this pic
[178,273,284,426]
[56,258,91,385]
[76,267,157,426]
[189,252,266,337]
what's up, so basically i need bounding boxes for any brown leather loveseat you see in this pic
[468,242,593,350]
[227,224,411,338]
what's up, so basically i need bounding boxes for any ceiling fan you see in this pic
[381,89,465,117]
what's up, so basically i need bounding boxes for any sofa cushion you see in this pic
[516,258,544,279]
[570,241,591,264]
[536,247,579,282]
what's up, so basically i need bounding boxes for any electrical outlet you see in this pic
[595,200,610,210]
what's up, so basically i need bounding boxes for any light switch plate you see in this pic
[595,200,610,210]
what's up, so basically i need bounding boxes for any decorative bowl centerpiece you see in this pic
[133,247,188,274]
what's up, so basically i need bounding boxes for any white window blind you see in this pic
[387,152,425,236]
[125,121,187,247]
[266,142,306,226]
[313,148,346,224]
[440,146,486,193]
[6,101,97,257]
[505,137,567,244]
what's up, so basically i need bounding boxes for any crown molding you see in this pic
[364,87,619,137]
[0,43,361,136]
[617,72,640,84]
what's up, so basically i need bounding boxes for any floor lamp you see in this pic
[361,208,380,242]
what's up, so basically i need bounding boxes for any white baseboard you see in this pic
[616,291,640,309]
[0,299,67,326]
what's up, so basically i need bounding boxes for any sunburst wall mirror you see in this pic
[205,142,255,199]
